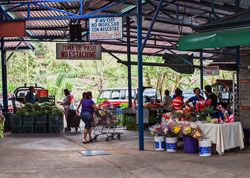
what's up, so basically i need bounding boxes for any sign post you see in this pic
[89,17,123,40]
[56,43,101,60]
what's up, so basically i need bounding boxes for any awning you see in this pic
[178,27,250,51]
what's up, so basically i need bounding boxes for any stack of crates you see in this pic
[11,114,23,133]
[23,115,35,133]
[48,115,61,133]
[35,114,48,133]
[124,113,138,131]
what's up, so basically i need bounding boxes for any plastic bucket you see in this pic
[183,136,198,154]
[166,137,178,152]
[154,136,165,150]
[199,139,212,157]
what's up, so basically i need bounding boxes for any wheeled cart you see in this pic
[93,108,122,141]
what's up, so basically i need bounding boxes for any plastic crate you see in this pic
[35,114,47,123]
[38,97,49,103]
[116,108,124,115]
[23,115,35,124]
[23,123,34,133]
[11,126,23,133]
[35,123,48,133]
[48,115,60,125]
[3,112,12,131]
[48,125,60,133]
[11,114,23,126]
[117,114,123,127]
[120,103,129,109]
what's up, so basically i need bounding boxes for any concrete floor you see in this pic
[0,127,250,178]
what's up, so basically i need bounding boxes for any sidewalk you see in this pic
[0,128,249,178]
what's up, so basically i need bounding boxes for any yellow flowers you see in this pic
[174,126,181,134]
[187,127,191,134]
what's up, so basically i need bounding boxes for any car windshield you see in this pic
[143,88,156,99]
[0,99,12,105]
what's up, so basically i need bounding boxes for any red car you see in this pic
[98,87,162,107]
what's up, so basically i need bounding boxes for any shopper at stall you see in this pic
[81,91,102,144]
[61,89,71,131]
[69,90,78,110]
[172,87,181,100]
[162,90,172,112]
[24,86,36,104]
[172,89,184,111]
[204,85,218,108]
[76,92,86,114]
[185,87,205,109]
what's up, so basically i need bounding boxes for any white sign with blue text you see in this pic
[89,17,123,40]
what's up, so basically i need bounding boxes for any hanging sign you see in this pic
[56,43,101,60]
[89,17,123,40]
[204,66,219,76]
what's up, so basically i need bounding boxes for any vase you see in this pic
[206,116,211,122]
[166,137,178,152]
[154,136,165,150]
[183,136,198,154]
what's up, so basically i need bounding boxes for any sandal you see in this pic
[89,139,94,143]
[82,141,89,144]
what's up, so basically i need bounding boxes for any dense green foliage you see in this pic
[1,42,233,102]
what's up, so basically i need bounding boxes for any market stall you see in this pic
[150,102,245,156]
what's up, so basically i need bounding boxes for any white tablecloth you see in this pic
[197,122,245,155]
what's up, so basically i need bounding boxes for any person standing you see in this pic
[81,92,102,144]
[162,90,172,112]
[24,86,36,104]
[61,89,71,131]
[185,88,205,109]
[76,92,86,114]
[172,89,184,111]
[69,90,78,110]
[204,85,218,108]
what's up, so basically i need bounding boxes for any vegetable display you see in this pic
[16,102,64,116]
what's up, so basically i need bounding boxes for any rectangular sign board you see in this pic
[89,17,123,40]
[56,43,101,60]
[204,66,219,76]
[0,21,26,37]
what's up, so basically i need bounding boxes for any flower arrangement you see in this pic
[216,105,235,123]
[179,122,203,141]
[150,124,167,136]
[164,120,181,137]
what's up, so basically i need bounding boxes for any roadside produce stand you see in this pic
[11,102,64,134]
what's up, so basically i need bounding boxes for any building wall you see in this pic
[240,52,250,127]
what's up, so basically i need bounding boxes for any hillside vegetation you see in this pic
[2,42,233,101]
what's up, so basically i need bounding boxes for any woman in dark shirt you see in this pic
[204,85,218,108]
[80,92,101,144]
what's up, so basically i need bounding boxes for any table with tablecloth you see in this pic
[197,122,244,155]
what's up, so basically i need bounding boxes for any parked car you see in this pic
[0,99,13,113]
[98,87,162,107]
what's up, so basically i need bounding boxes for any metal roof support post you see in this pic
[200,52,204,95]
[137,0,144,151]
[126,16,132,108]
[236,47,240,90]
[1,38,8,112]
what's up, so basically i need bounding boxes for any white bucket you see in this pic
[199,139,212,157]
[154,136,165,150]
[166,137,178,152]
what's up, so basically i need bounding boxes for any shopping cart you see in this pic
[65,110,81,132]
[93,108,122,141]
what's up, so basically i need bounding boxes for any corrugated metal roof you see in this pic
[0,0,247,59]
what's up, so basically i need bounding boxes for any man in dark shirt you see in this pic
[204,85,217,108]
[24,86,36,104]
